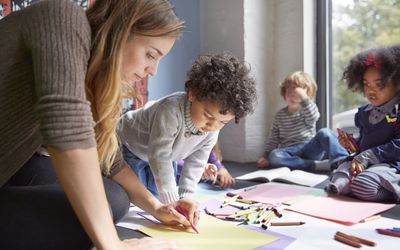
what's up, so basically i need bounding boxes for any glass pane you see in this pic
[330,0,400,130]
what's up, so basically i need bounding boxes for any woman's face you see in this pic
[121,35,176,83]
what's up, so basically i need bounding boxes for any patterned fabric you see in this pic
[263,99,320,158]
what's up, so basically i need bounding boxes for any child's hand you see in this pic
[202,163,218,182]
[257,157,269,168]
[216,168,235,189]
[294,87,308,101]
[349,159,364,175]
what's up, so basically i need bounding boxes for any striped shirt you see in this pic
[263,99,320,158]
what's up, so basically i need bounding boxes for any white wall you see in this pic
[200,0,246,161]
[200,0,316,162]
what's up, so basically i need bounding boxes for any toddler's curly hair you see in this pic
[342,45,400,93]
[185,52,257,123]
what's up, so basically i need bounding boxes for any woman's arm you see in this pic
[48,147,122,250]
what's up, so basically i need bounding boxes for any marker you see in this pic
[376,228,400,237]
[226,192,242,199]
[244,186,257,192]
[270,221,305,226]
[236,198,257,204]
[220,194,240,208]
[175,206,199,234]
[232,207,260,217]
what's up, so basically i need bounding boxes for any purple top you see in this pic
[177,150,224,176]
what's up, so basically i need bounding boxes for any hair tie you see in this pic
[364,52,381,69]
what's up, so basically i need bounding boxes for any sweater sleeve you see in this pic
[25,0,95,150]
[263,114,280,158]
[147,103,183,204]
[178,134,218,198]
[300,99,320,126]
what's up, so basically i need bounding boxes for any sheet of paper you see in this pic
[138,214,279,250]
[236,182,312,204]
[244,225,296,250]
[286,194,396,225]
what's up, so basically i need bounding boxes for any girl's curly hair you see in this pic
[185,52,257,123]
[342,45,400,93]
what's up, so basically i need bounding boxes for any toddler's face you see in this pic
[188,94,235,133]
[284,83,304,107]
[363,67,398,107]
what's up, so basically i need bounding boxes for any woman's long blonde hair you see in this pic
[85,0,184,174]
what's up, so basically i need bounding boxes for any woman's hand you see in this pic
[216,168,235,189]
[121,237,184,250]
[153,197,199,227]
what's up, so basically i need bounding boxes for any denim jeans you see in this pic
[268,128,348,170]
[122,145,177,197]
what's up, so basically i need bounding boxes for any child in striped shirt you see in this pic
[257,71,348,171]
[326,46,400,203]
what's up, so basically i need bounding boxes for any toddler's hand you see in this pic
[294,87,308,101]
[349,159,364,175]
[202,164,218,182]
[257,157,269,168]
[216,168,235,189]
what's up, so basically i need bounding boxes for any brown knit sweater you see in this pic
[0,0,96,186]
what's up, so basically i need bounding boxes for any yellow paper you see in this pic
[138,214,278,250]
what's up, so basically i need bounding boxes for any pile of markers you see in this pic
[205,192,304,230]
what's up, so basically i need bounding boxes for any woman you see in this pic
[0,0,198,249]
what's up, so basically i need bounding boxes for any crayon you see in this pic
[175,206,199,234]
[336,231,376,247]
[376,228,400,237]
[334,234,362,248]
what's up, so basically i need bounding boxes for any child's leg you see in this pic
[268,143,315,170]
[351,164,397,202]
[302,128,348,166]
[325,161,352,194]
[122,145,159,196]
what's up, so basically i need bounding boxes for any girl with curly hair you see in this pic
[119,52,257,203]
[326,45,400,203]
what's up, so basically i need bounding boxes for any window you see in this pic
[318,0,400,129]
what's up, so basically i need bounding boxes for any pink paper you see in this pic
[286,194,396,225]
[236,183,311,204]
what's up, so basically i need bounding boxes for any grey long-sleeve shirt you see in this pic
[118,92,218,204]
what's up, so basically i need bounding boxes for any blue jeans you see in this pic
[268,128,348,170]
[122,145,177,197]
